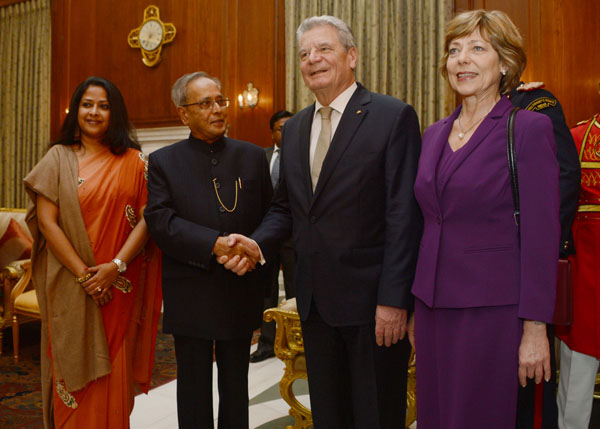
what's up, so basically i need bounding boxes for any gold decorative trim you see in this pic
[580,162,600,169]
[0,207,27,212]
[579,118,600,161]
[125,204,137,229]
[525,97,556,112]
[139,152,149,181]
[56,380,78,409]
[112,276,132,293]
[578,204,600,213]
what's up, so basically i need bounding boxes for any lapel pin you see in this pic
[356,109,362,115]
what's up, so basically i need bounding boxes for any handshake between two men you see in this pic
[212,233,408,348]
[212,234,262,276]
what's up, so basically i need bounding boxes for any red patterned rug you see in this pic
[0,317,177,428]
[0,318,261,428]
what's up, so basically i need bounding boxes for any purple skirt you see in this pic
[415,299,522,429]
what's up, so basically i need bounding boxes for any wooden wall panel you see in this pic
[51,0,285,147]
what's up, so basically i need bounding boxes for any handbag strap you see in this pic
[507,107,521,226]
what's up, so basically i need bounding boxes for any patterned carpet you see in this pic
[2,322,598,428]
[0,317,177,428]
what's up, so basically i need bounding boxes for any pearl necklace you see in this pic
[457,104,496,140]
[457,113,484,139]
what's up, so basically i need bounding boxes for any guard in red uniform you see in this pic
[556,112,600,429]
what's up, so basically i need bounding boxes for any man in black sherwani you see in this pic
[144,71,272,429]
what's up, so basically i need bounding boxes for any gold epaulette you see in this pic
[576,113,600,127]
[577,118,592,126]
[517,81,545,92]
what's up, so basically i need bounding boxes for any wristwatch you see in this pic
[112,258,127,273]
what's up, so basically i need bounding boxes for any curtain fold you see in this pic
[0,0,51,208]
[285,0,453,130]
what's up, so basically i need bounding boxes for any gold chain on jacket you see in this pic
[212,177,241,213]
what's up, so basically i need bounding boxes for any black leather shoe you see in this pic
[250,347,275,363]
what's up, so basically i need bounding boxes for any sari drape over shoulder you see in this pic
[24,145,162,429]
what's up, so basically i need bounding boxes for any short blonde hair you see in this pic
[440,10,526,94]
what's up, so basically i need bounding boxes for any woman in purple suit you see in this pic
[408,10,559,428]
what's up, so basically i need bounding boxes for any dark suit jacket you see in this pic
[509,86,581,257]
[252,83,422,326]
[145,135,273,339]
[412,97,560,323]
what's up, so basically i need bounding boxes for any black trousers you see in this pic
[173,333,252,429]
[301,303,411,429]
[516,325,559,428]
[256,240,295,351]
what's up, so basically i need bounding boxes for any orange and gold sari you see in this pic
[25,145,162,429]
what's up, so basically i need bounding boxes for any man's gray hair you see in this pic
[171,72,222,107]
[296,15,355,50]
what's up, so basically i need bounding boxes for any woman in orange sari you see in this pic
[24,76,162,428]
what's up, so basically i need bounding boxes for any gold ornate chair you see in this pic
[0,207,31,355]
[264,299,312,429]
[9,259,40,360]
[264,299,417,429]
[0,260,27,354]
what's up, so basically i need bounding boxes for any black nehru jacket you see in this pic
[145,135,273,340]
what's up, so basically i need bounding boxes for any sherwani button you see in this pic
[211,158,218,165]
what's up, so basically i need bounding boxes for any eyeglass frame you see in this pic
[181,97,231,110]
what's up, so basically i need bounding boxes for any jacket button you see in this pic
[215,182,221,189]
[211,158,218,165]
[310,216,317,223]
[219,206,226,213]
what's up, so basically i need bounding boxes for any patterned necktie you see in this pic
[311,106,333,192]
[271,148,280,189]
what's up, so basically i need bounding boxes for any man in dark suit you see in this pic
[509,82,581,429]
[250,110,295,363]
[144,71,272,429]
[220,16,422,428]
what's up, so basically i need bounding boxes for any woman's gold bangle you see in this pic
[76,273,93,284]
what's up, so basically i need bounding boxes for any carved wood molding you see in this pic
[137,126,189,154]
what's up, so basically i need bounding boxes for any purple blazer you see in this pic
[412,96,560,323]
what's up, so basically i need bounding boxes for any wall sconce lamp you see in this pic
[238,82,259,109]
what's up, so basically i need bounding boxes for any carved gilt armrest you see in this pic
[264,303,313,429]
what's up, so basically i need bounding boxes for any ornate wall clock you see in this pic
[128,5,176,67]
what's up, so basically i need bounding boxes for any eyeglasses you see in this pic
[182,98,230,110]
